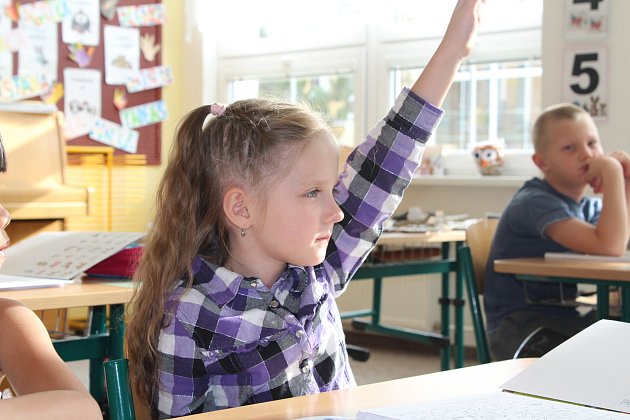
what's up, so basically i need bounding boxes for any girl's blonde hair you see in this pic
[126,98,330,409]
[532,103,590,155]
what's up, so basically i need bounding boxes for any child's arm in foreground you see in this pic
[412,0,483,107]
[0,299,102,420]
[546,155,628,256]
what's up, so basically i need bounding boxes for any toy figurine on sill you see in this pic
[472,143,503,175]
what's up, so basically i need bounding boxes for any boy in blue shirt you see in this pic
[484,103,630,360]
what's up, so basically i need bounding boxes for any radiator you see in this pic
[338,273,478,347]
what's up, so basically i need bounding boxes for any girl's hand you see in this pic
[442,0,486,61]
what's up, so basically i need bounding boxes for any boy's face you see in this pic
[254,131,344,268]
[534,115,603,189]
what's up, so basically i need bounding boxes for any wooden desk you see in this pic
[0,281,134,403]
[185,358,535,420]
[346,230,466,370]
[494,257,630,321]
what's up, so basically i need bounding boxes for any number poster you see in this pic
[564,0,608,40]
[563,45,607,122]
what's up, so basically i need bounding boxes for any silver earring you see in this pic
[240,228,246,237]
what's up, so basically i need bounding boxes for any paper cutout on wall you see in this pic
[18,22,58,84]
[0,73,51,102]
[4,3,19,23]
[41,81,64,104]
[62,0,101,46]
[89,117,139,153]
[17,0,67,26]
[0,28,27,53]
[126,65,171,93]
[68,43,95,67]
[100,0,119,20]
[103,24,139,85]
[140,32,160,61]
[63,68,101,139]
[116,3,164,27]
[112,86,127,110]
[119,99,167,129]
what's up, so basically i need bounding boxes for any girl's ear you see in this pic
[223,187,251,230]
[532,153,548,173]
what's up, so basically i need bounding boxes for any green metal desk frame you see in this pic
[514,274,630,321]
[342,241,465,370]
[52,303,126,403]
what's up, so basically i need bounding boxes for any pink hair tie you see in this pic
[210,103,226,117]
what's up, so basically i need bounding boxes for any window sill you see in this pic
[411,174,531,187]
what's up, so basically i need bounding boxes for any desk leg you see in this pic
[110,304,126,360]
[454,243,464,369]
[621,285,630,322]
[596,285,609,319]
[89,305,107,403]
[440,243,451,371]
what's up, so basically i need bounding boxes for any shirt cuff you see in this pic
[386,87,444,144]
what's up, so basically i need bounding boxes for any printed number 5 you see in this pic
[570,53,599,95]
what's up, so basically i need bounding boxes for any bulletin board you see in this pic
[10,0,165,164]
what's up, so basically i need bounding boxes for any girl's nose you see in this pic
[328,200,344,224]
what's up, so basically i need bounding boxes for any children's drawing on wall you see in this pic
[103,24,139,85]
[0,0,12,80]
[62,0,101,46]
[564,0,608,40]
[63,68,101,139]
[100,0,120,21]
[18,22,58,84]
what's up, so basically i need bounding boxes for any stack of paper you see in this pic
[544,250,630,262]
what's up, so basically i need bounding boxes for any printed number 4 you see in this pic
[570,53,599,95]
[573,0,604,10]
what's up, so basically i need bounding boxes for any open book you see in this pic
[0,231,144,290]
[358,319,630,419]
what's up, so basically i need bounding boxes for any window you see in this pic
[229,73,356,146]
[392,59,542,150]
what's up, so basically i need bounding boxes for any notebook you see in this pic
[544,250,630,263]
[0,231,144,290]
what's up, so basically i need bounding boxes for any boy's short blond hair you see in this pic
[532,103,590,155]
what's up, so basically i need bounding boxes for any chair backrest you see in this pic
[457,218,499,364]
[465,218,499,294]
[104,358,136,420]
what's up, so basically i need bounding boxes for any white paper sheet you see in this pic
[502,319,630,414]
[357,391,628,420]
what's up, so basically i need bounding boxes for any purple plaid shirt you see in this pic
[156,88,443,417]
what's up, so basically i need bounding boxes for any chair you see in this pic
[512,326,570,358]
[103,359,136,420]
[457,218,499,364]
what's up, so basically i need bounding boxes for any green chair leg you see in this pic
[104,358,136,420]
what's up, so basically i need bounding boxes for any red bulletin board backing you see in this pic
[14,0,163,164]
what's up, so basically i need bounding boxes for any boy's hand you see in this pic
[582,155,623,194]
[610,150,630,180]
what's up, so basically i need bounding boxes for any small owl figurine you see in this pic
[472,144,503,176]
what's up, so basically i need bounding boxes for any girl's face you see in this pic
[254,131,344,268]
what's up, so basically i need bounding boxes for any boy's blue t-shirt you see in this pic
[483,177,602,332]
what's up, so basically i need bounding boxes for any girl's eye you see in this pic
[305,189,320,198]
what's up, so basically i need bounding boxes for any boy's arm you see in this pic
[610,150,630,236]
[412,0,483,106]
[546,156,628,256]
